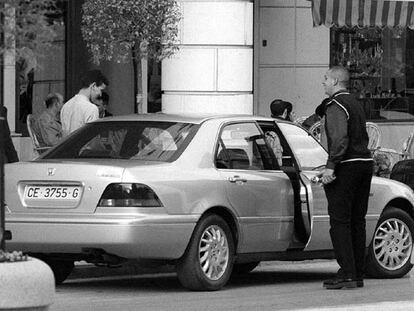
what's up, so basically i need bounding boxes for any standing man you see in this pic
[37,93,64,146]
[61,70,109,136]
[320,66,373,289]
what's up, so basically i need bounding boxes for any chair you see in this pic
[371,130,414,178]
[26,114,51,155]
[374,131,414,165]
[366,122,381,150]
[308,121,321,141]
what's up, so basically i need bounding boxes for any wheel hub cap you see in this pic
[198,225,229,281]
[373,218,412,271]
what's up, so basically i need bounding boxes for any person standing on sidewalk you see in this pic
[319,66,373,289]
[61,70,108,136]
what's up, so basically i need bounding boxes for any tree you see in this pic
[81,0,181,113]
[0,0,60,250]
[1,0,60,65]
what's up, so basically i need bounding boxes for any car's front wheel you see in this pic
[366,207,414,278]
[176,214,235,291]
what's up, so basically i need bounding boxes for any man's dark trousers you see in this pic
[324,160,373,279]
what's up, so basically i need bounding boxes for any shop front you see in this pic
[311,0,414,150]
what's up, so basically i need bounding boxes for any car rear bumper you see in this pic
[6,214,198,260]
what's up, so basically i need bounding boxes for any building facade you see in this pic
[4,0,414,160]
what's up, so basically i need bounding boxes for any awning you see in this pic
[311,0,414,28]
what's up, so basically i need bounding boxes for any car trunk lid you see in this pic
[5,160,128,214]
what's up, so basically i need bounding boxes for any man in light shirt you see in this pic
[61,70,109,136]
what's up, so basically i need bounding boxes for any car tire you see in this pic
[366,207,414,278]
[232,261,260,275]
[176,214,235,291]
[43,259,74,285]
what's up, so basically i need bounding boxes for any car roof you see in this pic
[94,113,280,125]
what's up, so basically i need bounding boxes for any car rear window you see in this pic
[43,121,198,162]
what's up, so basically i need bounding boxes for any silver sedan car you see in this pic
[5,114,414,290]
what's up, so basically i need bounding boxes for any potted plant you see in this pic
[0,251,54,310]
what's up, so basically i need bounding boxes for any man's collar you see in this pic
[330,89,349,98]
[76,93,91,102]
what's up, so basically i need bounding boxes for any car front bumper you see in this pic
[6,214,199,260]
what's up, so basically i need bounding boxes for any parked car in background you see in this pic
[391,160,414,190]
[5,114,414,290]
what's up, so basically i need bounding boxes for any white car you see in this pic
[5,114,414,290]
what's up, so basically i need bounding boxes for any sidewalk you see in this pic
[290,301,414,311]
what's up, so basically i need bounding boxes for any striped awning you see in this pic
[311,0,414,28]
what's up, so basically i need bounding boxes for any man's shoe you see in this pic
[323,278,357,289]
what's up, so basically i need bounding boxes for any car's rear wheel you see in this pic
[232,261,260,275]
[176,214,235,291]
[366,207,414,278]
[42,258,74,285]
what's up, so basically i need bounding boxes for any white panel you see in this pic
[296,8,330,64]
[182,2,253,45]
[162,48,216,91]
[257,67,329,118]
[217,48,253,92]
[295,67,329,117]
[260,0,310,7]
[163,93,253,114]
[260,0,295,7]
[257,68,295,117]
[260,7,295,65]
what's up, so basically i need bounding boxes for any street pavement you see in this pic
[51,259,414,311]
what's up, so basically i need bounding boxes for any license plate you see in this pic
[24,185,82,201]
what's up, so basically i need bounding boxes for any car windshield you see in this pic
[278,122,328,170]
[43,121,198,162]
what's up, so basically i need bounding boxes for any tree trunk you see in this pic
[132,46,148,114]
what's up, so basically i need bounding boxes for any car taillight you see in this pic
[98,183,162,207]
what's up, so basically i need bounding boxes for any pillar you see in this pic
[162,0,253,114]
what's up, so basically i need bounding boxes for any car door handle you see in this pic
[228,176,247,183]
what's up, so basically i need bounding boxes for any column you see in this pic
[162,0,253,114]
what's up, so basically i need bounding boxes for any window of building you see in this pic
[16,0,67,135]
[331,27,414,122]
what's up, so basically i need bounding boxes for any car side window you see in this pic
[278,123,328,170]
[215,123,273,170]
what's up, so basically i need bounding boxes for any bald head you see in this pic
[328,66,350,88]
[322,66,350,96]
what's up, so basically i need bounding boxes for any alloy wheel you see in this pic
[198,225,229,281]
[373,218,413,271]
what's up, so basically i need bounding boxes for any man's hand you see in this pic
[321,168,336,185]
